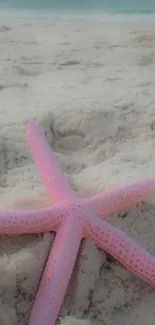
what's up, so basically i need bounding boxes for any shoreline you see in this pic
[0,8,155,25]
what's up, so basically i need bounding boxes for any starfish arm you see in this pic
[84,215,155,287]
[0,206,61,235]
[28,214,82,325]
[26,120,77,203]
[83,178,155,218]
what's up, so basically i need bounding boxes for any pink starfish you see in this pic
[0,120,155,325]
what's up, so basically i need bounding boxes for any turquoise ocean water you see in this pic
[0,0,155,13]
[0,0,155,24]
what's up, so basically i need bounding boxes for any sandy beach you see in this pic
[0,11,155,325]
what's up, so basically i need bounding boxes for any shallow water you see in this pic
[0,0,155,13]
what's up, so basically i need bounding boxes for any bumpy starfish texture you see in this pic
[0,120,155,325]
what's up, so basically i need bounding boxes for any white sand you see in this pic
[0,10,155,325]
